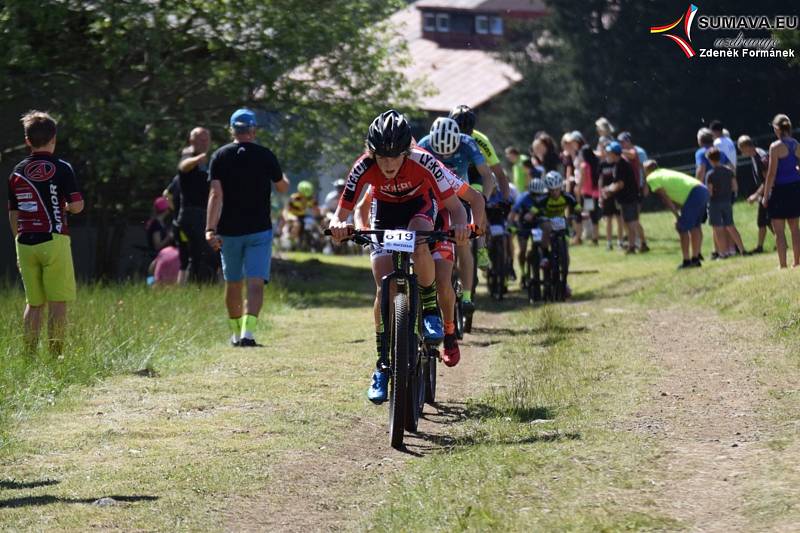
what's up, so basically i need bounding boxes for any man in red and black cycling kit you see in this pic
[329,110,469,403]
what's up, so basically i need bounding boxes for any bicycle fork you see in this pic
[378,254,419,373]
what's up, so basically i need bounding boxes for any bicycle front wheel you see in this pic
[389,293,411,449]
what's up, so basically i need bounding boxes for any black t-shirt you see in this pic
[598,161,615,189]
[612,158,639,204]
[751,147,768,188]
[178,147,209,210]
[166,174,182,216]
[208,142,283,236]
[707,165,734,201]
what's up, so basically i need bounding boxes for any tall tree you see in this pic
[496,0,800,161]
[0,0,412,277]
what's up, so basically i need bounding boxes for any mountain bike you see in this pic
[486,221,507,301]
[545,216,570,302]
[525,225,544,303]
[325,228,465,449]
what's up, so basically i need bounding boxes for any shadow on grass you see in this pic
[469,325,587,337]
[272,258,375,309]
[0,494,158,509]
[403,400,576,455]
[0,479,60,490]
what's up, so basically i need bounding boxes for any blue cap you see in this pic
[607,141,622,155]
[230,108,257,130]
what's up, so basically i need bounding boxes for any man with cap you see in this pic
[205,108,290,347]
[602,141,649,254]
[617,131,648,193]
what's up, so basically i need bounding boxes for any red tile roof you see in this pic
[392,5,523,112]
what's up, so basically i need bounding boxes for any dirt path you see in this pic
[224,309,505,532]
[630,308,795,532]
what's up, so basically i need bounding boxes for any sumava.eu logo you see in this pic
[650,4,699,58]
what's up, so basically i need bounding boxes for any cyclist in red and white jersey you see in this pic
[329,110,469,402]
[354,162,485,367]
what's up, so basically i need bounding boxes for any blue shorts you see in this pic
[219,230,273,282]
[677,186,709,233]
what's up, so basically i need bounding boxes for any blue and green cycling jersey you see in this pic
[417,133,486,182]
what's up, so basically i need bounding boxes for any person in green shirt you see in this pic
[644,160,709,269]
[505,146,530,193]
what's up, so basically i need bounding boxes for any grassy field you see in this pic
[2,202,800,531]
[359,202,800,531]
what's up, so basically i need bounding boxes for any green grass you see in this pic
[0,283,268,453]
[3,203,800,531]
[360,201,800,532]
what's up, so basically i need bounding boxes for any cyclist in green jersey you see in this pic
[449,105,510,198]
[448,105,511,303]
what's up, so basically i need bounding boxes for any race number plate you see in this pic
[550,217,566,231]
[531,228,543,242]
[489,224,505,237]
[584,198,595,211]
[383,230,416,253]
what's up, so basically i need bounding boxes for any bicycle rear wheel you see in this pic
[452,273,464,340]
[405,338,424,432]
[527,247,542,303]
[492,236,506,300]
[389,293,410,449]
[557,236,569,300]
[424,348,437,405]
[551,239,563,302]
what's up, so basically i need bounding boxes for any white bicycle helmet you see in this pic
[529,178,547,195]
[544,171,564,190]
[429,117,461,157]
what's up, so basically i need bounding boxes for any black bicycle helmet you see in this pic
[366,110,412,157]
[448,104,476,135]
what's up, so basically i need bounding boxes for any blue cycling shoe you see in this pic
[422,314,445,344]
[367,369,389,404]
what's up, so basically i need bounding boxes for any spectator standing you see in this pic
[598,139,624,250]
[7,110,84,354]
[762,114,800,269]
[710,120,738,174]
[178,127,217,282]
[706,147,746,258]
[617,132,648,192]
[644,161,708,269]
[505,146,530,193]
[602,142,648,254]
[737,135,771,253]
[695,128,717,184]
[531,133,561,173]
[595,117,616,142]
[696,127,729,258]
[205,109,290,346]
[576,145,601,245]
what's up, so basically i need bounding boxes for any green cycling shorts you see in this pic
[16,233,77,306]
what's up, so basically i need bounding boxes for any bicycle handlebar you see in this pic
[323,227,482,247]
